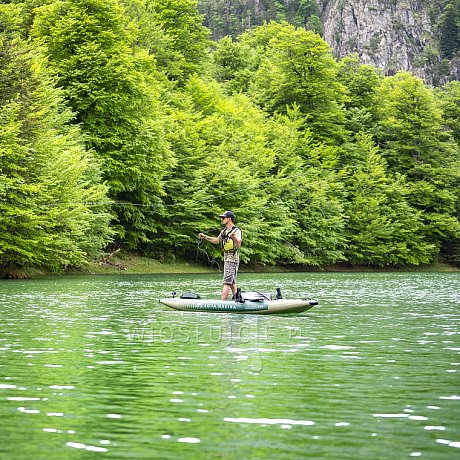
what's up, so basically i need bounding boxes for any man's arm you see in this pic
[199,233,219,244]
[230,229,241,248]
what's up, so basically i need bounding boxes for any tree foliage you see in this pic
[122,0,210,84]
[212,22,349,144]
[436,80,460,145]
[375,72,460,261]
[439,1,460,59]
[0,22,112,274]
[199,0,323,39]
[1,1,459,274]
[343,134,435,266]
[30,0,174,247]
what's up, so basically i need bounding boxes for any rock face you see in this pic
[200,0,459,85]
[318,0,443,84]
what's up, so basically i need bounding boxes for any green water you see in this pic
[0,272,459,459]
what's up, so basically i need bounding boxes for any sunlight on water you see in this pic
[0,272,459,459]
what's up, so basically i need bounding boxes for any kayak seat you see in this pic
[180,292,201,299]
[240,291,271,302]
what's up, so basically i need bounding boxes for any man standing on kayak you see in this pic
[199,211,242,300]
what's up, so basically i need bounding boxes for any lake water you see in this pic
[0,272,459,459]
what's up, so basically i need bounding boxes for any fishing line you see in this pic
[196,238,222,272]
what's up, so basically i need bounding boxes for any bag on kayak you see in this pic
[240,291,271,302]
[180,292,201,299]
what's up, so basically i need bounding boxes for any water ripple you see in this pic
[0,272,459,459]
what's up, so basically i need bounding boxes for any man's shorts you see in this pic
[223,261,239,285]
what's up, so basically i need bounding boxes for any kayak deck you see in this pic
[158,297,318,315]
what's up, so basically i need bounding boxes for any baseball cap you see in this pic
[219,210,236,221]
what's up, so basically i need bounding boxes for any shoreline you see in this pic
[66,251,460,275]
[1,251,458,279]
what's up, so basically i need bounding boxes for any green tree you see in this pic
[375,74,460,262]
[376,72,454,174]
[210,35,260,95]
[266,109,348,265]
[435,80,460,263]
[436,80,460,145]
[343,134,435,266]
[337,54,382,136]
[198,0,324,39]
[439,1,460,59]
[30,0,174,247]
[148,76,295,265]
[122,0,210,84]
[0,25,112,275]
[242,22,349,144]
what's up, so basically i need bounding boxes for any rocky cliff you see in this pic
[319,0,453,84]
[199,0,460,85]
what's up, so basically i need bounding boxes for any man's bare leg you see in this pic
[222,284,238,301]
[222,284,231,300]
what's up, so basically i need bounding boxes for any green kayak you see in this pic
[159,290,318,315]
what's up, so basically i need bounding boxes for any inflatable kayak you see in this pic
[159,289,318,315]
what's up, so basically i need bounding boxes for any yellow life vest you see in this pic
[220,226,241,253]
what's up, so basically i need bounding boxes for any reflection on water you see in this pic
[0,272,459,459]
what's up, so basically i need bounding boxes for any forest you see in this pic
[0,0,459,277]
